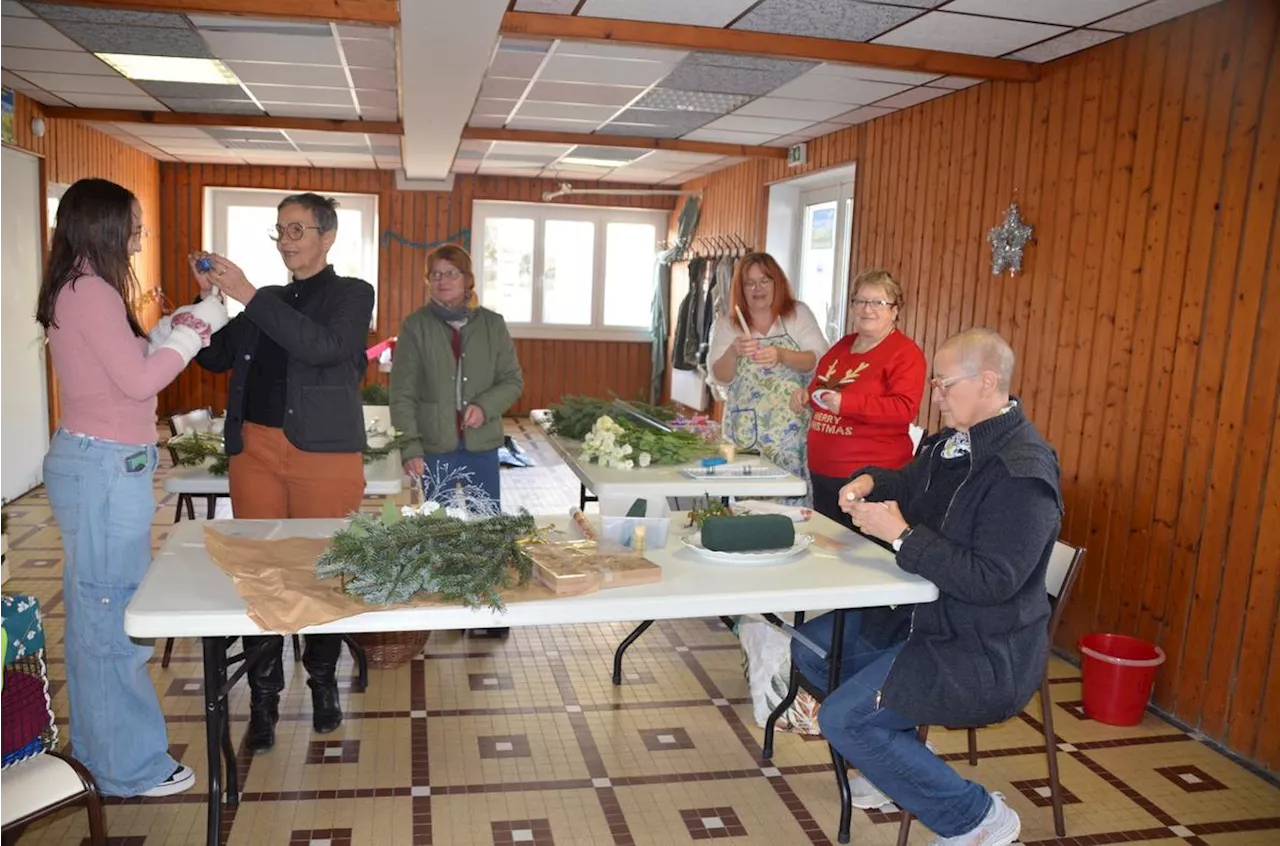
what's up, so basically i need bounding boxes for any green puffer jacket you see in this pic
[389,305,524,459]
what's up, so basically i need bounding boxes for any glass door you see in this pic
[797,182,854,341]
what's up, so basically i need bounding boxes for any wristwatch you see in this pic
[892,526,913,553]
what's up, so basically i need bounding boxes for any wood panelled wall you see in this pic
[157,166,672,416]
[675,0,1280,773]
[5,92,163,427]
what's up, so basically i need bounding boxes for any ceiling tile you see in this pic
[1093,0,1221,31]
[493,140,575,157]
[459,139,492,153]
[375,156,401,169]
[201,31,339,64]
[218,138,295,151]
[768,72,912,104]
[766,133,810,148]
[682,127,780,144]
[28,2,188,27]
[249,84,354,106]
[872,85,953,108]
[578,0,758,27]
[264,103,359,119]
[285,129,366,145]
[941,0,1146,27]
[552,40,688,63]
[929,75,983,89]
[356,89,398,111]
[563,145,649,162]
[733,96,854,121]
[525,81,642,107]
[0,46,111,74]
[517,100,618,121]
[505,115,602,133]
[700,114,814,135]
[340,37,395,69]
[296,142,370,154]
[3,2,36,17]
[335,24,393,41]
[498,36,554,54]
[480,77,530,99]
[539,54,675,87]
[473,98,517,117]
[735,0,924,41]
[660,57,813,96]
[51,21,214,57]
[349,66,395,90]
[162,97,264,114]
[227,61,349,87]
[489,50,544,78]
[468,114,506,128]
[135,80,248,100]
[17,71,146,96]
[117,124,215,139]
[59,92,166,109]
[452,158,481,174]
[362,107,398,121]
[16,89,72,106]
[640,150,722,167]
[1006,28,1122,61]
[1,16,83,50]
[596,121,689,139]
[609,106,719,129]
[1,69,35,88]
[514,0,579,11]
[814,63,939,86]
[632,88,751,114]
[601,169,679,183]
[873,12,1068,56]
[206,127,286,140]
[829,104,896,124]
[188,17,330,36]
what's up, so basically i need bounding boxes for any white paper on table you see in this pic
[733,500,813,522]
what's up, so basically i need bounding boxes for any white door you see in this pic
[1,147,51,502]
[797,182,854,341]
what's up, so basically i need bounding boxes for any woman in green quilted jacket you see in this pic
[390,244,523,506]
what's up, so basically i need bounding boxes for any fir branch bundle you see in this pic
[315,505,539,611]
[548,396,712,466]
[165,431,230,475]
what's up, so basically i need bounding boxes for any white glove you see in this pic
[811,389,841,414]
[147,315,174,354]
[175,296,229,335]
[158,324,204,365]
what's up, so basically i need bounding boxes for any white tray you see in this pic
[680,531,813,566]
[679,462,793,481]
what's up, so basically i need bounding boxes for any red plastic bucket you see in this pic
[1077,633,1165,726]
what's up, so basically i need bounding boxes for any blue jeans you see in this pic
[794,612,992,838]
[423,447,500,506]
[43,430,178,797]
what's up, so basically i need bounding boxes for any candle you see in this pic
[633,524,647,553]
[719,442,736,463]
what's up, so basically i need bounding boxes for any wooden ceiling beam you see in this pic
[500,12,1040,83]
[42,107,403,135]
[38,0,398,25]
[461,126,788,160]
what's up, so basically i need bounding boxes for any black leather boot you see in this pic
[303,634,343,734]
[244,635,284,755]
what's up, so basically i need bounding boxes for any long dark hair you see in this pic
[36,178,145,338]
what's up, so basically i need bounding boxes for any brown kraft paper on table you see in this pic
[201,526,661,633]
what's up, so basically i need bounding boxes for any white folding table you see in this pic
[126,512,936,846]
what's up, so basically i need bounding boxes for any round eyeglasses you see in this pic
[269,222,323,242]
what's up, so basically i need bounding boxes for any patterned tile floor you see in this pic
[4,418,1278,845]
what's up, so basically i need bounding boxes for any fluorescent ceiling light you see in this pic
[97,54,239,85]
[559,156,633,168]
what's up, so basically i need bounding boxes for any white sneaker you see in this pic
[928,793,1021,846]
[140,764,195,798]
[849,775,893,809]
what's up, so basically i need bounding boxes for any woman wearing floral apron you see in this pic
[707,252,828,505]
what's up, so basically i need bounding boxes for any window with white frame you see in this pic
[204,187,380,325]
[472,201,666,340]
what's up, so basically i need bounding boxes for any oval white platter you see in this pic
[680,531,813,566]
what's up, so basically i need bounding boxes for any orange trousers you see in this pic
[229,422,364,519]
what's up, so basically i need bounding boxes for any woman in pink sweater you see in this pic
[36,178,227,798]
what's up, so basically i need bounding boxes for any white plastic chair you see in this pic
[1,751,106,844]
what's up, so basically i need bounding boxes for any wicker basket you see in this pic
[354,630,430,668]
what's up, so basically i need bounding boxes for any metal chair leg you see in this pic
[968,727,979,766]
[1041,676,1067,837]
[292,634,302,662]
[612,620,654,685]
[832,745,852,844]
[206,495,217,519]
[161,637,176,668]
[183,494,195,521]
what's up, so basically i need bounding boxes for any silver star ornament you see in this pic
[988,203,1034,276]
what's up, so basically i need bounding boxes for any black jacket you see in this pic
[857,402,1063,727]
[196,267,375,454]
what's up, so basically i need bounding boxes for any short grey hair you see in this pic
[942,327,1015,392]
[278,192,339,233]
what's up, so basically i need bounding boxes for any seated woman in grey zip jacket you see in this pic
[390,244,523,505]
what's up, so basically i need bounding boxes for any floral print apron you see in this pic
[723,331,811,506]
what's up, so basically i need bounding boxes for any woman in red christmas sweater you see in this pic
[791,269,926,539]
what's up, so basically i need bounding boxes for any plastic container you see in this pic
[1078,633,1165,726]
[599,495,672,550]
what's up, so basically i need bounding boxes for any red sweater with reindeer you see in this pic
[806,328,927,478]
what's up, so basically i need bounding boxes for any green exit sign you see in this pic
[787,142,807,167]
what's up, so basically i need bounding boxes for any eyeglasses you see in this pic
[744,277,774,289]
[429,268,463,282]
[852,297,896,310]
[931,372,980,392]
[269,222,323,242]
